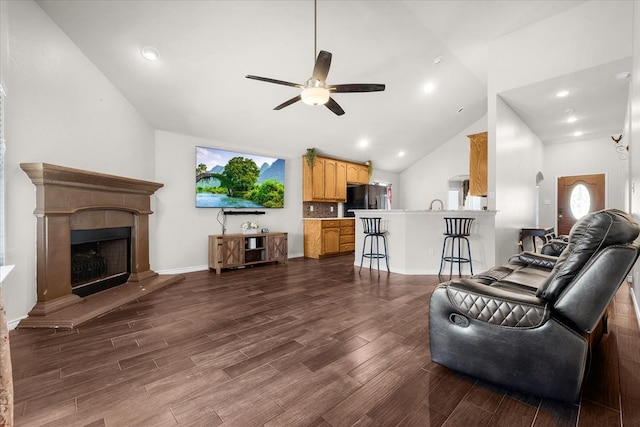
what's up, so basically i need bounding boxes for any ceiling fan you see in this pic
[245,1,385,116]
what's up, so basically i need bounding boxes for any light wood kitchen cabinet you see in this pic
[322,226,340,255]
[303,155,347,202]
[336,161,347,200]
[324,159,337,200]
[346,163,369,184]
[468,132,488,196]
[304,219,355,258]
[311,157,325,200]
[208,232,288,274]
[338,219,355,252]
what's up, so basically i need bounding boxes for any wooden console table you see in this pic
[208,232,288,275]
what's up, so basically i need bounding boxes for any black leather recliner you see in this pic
[429,209,640,402]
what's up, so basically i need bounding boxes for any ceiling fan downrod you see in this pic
[313,0,318,63]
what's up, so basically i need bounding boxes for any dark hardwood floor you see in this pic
[9,255,640,426]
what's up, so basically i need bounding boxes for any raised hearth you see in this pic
[19,163,184,328]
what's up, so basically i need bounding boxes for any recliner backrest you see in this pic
[536,209,640,301]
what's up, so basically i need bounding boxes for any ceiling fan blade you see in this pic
[325,97,345,116]
[312,50,332,82]
[274,95,302,110]
[330,84,386,93]
[246,75,302,88]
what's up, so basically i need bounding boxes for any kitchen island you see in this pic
[351,209,497,275]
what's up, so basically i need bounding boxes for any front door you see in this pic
[557,174,605,235]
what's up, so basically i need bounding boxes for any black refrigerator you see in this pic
[344,184,390,217]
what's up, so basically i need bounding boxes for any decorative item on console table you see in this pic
[241,221,260,234]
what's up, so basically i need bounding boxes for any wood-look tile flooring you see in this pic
[9,255,640,426]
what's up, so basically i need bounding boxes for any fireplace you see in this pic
[71,227,131,297]
[19,163,184,328]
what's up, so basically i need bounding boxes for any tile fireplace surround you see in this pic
[19,163,184,328]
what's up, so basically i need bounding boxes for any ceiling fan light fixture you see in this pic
[301,87,330,106]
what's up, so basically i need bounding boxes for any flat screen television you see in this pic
[195,146,285,208]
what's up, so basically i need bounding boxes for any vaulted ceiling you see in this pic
[36,0,628,173]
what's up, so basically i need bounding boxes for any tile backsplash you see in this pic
[303,202,338,218]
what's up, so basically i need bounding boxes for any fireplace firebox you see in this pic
[70,227,131,297]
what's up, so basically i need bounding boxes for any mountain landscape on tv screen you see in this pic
[196,147,285,208]
[257,159,285,184]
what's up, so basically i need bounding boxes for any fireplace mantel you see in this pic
[20,162,164,214]
[19,163,183,328]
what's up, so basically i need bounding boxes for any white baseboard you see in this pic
[8,316,26,331]
[631,285,640,330]
[155,265,208,275]
[155,254,304,276]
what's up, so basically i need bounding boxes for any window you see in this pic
[569,183,590,220]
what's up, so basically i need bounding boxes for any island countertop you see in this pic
[349,209,497,215]
[351,209,496,275]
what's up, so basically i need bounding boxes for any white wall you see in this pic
[629,1,640,323]
[540,137,629,229]
[1,1,156,324]
[490,1,633,95]
[489,0,633,264]
[398,116,487,210]
[494,97,544,262]
[153,130,306,272]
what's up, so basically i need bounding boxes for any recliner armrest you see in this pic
[442,278,550,328]
[509,251,557,270]
[541,239,568,256]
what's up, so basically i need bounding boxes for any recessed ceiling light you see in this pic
[573,131,583,137]
[432,56,443,66]
[556,90,570,98]
[566,116,578,123]
[141,46,160,61]
[615,71,630,80]
[456,106,465,114]
[358,138,369,148]
[398,151,405,157]
[423,82,435,94]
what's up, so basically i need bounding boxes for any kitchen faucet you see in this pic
[429,199,444,210]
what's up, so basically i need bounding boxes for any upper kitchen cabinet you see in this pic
[346,163,369,185]
[303,155,347,202]
[468,132,488,196]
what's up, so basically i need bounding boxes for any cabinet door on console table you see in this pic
[216,236,243,269]
[209,232,288,275]
[268,233,289,264]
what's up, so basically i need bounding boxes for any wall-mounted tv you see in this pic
[196,146,285,208]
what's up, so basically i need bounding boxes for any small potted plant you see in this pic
[241,221,260,234]
[305,148,317,168]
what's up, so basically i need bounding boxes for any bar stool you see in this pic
[359,217,390,275]
[439,217,474,279]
